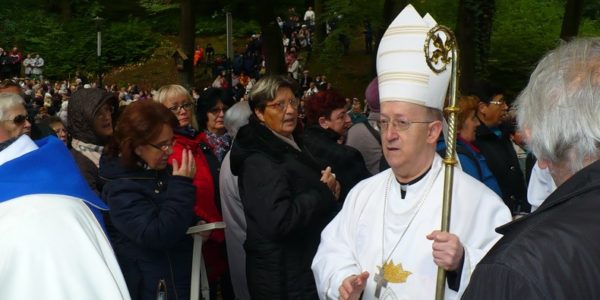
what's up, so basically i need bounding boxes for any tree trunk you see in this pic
[455,0,495,94]
[59,0,71,21]
[314,0,326,47]
[560,0,584,41]
[179,0,195,88]
[256,0,286,75]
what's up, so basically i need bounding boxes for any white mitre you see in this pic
[377,4,451,110]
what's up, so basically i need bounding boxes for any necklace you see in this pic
[374,166,441,298]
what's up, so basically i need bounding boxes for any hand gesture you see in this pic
[321,166,341,200]
[172,149,196,178]
[426,230,464,271]
[339,272,369,300]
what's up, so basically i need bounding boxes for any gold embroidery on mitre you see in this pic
[382,260,412,283]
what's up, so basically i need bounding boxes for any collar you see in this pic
[270,127,301,152]
[0,135,107,210]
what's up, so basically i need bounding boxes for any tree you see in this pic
[455,0,495,94]
[560,0,584,41]
[178,0,194,88]
[256,0,286,75]
[372,0,409,76]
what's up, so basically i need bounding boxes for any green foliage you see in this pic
[489,0,564,95]
[102,19,159,67]
[195,17,260,38]
[0,4,158,80]
[138,0,179,13]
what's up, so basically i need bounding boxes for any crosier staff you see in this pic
[424,25,459,300]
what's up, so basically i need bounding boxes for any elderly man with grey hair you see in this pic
[0,93,130,299]
[463,38,600,299]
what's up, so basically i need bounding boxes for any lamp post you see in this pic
[93,16,104,89]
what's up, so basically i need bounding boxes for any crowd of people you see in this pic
[2,3,600,300]
[0,47,44,81]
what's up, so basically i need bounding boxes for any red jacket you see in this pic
[170,131,227,282]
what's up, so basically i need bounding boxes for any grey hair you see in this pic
[224,101,252,138]
[248,75,295,112]
[0,93,25,121]
[516,38,600,173]
[154,84,199,130]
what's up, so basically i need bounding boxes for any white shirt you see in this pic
[527,163,556,212]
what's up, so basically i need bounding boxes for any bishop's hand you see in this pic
[339,271,369,300]
[426,230,464,271]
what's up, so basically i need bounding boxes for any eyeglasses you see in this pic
[265,98,300,111]
[208,106,228,114]
[380,118,433,132]
[2,114,29,125]
[489,100,506,106]
[149,139,175,152]
[168,102,194,113]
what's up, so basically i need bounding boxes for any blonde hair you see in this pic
[154,84,198,130]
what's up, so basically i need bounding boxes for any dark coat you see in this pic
[302,126,370,202]
[462,160,600,299]
[99,155,197,300]
[474,121,529,214]
[230,119,338,299]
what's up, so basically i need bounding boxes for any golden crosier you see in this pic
[424,24,459,300]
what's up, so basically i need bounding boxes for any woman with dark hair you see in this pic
[303,90,370,202]
[99,100,197,300]
[196,87,234,163]
[230,75,340,298]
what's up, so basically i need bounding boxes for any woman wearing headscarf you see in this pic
[68,87,118,195]
[230,75,340,298]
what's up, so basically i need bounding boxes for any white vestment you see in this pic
[0,136,130,299]
[0,195,131,299]
[312,154,511,300]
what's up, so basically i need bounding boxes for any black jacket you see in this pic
[302,126,370,202]
[99,155,197,300]
[474,121,529,214]
[462,160,600,299]
[230,119,338,299]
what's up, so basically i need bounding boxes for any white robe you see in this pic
[312,154,511,300]
[0,195,130,299]
[0,136,130,299]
